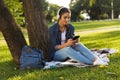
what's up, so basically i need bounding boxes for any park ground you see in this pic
[0,20,120,80]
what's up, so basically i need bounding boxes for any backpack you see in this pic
[20,45,45,70]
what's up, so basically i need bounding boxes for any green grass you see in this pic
[73,20,120,31]
[49,20,120,32]
[0,20,120,80]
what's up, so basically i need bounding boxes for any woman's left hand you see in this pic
[73,38,79,43]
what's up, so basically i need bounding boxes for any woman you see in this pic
[48,7,108,65]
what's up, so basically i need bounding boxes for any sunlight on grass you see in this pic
[81,30,120,49]
[8,76,22,80]
[23,72,36,79]
[8,72,36,80]
[75,25,120,36]
[73,20,120,32]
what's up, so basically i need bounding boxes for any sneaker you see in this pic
[99,54,110,63]
[93,58,108,66]
[99,54,107,58]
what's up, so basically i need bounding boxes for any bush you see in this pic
[100,13,109,19]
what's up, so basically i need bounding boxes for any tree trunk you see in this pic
[0,0,27,64]
[22,0,50,59]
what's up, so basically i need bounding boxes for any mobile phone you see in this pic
[72,36,80,40]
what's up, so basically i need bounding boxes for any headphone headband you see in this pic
[57,7,71,19]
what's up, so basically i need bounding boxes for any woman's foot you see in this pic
[93,58,108,66]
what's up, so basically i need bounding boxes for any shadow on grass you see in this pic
[0,60,34,80]
[0,59,98,80]
[0,60,73,80]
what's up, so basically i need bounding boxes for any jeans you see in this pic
[53,43,95,64]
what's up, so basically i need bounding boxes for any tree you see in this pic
[89,0,96,6]
[4,0,50,27]
[0,0,50,65]
[70,0,120,20]
[70,0,91,21]
[70,0,83,21]
[46,4,59,22]
[0,0,27,64]
[22,0,50,59]
[113,0,120,18]
[5,0,25,27]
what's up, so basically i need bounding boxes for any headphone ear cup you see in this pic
[57,13,60,19]
[57,7,62,19]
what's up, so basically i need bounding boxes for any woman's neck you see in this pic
[58,21,64,28]
[58,22,66,32]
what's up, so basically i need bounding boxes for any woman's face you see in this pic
[59,12,71,26]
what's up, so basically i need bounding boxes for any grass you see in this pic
[0,20,120,80]
[49,20,120,32]
[73,20,120,32]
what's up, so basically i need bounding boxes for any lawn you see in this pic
[0,20,120,80]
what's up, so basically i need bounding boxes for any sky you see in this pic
[46,0,71,8]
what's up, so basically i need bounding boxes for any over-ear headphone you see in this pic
[57,7,71,19]
[57,7,63,19]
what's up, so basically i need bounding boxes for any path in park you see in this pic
[75,26,120,35]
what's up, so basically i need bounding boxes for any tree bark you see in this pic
[22,0,50,59]
[0,0,27,64]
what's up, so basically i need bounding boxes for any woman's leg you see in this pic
[53,47,93,64]
[72,43,95,62]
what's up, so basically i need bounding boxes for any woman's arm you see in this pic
[56,39,74,50]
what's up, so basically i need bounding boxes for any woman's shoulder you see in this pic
[49,23,57,28]
[68,23,74,29]
[68,23,74,27]
[49,23,58,31]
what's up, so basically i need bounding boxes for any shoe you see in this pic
[93,58,108,66]
[99,54,107,58]
[101,57,110,63]
[99,54,110,63]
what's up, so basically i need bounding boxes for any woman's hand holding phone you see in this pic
[72,36,80,40]
[72,36,80,43]
[66,39,74,46]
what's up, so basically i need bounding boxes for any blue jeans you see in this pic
[53,43,95,64]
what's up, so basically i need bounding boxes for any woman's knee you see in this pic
[61,47,71,52]
[56,47,72,55]
[76,43,83,47]
[61,47,76,55]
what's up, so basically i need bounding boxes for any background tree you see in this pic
[4,0,25,27]
[0,0,27,64]
[70,0,120,21]
[70,0,96,21]
[4,0,51,27]
[46,4,59,23]
[113,0,120,18]
[70,0,84,21]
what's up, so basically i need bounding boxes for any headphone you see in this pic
[57,7,63,19]
[57,7,71,19]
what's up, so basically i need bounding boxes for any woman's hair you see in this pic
[57,7,71,20]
